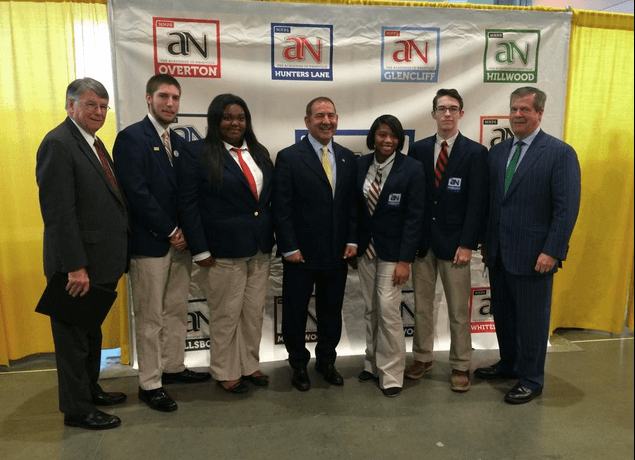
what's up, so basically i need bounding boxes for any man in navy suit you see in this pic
[406,89,489,392]
[36,78,128,430]
[475,87,581,404]
[113,75,210,412]
[273,97,358,391]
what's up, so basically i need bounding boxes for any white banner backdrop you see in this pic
[109,0,571,366]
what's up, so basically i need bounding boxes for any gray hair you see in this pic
[510,87,546,111]
[65,78,109,110]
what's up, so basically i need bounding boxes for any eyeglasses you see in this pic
[81,101,110,112]
[435,106,461,114]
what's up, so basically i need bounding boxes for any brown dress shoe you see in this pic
[404,360,433,379]
[450,369,470,392]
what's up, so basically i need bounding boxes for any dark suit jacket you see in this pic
[408,133,489,260]
[36,117,129,285]
[113,116,186,257]
[486,129,581,276]
[177,140,274,258]
[356,152,425,263]
[273,136,357,269]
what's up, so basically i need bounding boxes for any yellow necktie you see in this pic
[321,145,334,189]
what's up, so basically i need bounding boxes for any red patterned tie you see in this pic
[232,148,258,200]
[94,138,122,197]
[434,140,448,188]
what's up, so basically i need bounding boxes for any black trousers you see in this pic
[50,280,117,415]
[281,261,348,369]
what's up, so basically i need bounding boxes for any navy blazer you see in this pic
[356,151,425,263]
[113,116,186,257]
[36,117,129,284]
[408,133,489,260]
[486,130,581,276]
[273,136,357,269]
[177,140,274,259]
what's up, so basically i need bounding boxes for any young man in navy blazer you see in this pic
[475,87,581,404]
[113,75,210,413]
[273,97,358,392]
[406,89,489,392]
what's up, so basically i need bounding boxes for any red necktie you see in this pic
[434,140,448,188]
[94,138,122,197]
[232,148,258,200]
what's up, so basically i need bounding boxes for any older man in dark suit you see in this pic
[273,97,357,392]
[113,75,210,413]
[406,89,489,393]
[36,78,129,430]
[475,87,581,404]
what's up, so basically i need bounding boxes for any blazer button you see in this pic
[254,211,259,217]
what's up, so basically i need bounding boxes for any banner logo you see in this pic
[153,17,221,78]
[271,23,333,81]
[381,27,440,83]
[469,288,495,333]
[483,30,540,83]
[480,116,512,147]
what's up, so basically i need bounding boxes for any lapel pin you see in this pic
[173,150,179,157]
[153,147,160,151]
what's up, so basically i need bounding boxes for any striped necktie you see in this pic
[364,167,383,260]
[434,140,448,188]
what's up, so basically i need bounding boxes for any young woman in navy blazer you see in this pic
[177,94,274,394]
[355,115,425,397]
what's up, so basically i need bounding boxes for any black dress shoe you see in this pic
[291,367,311,391]
[504,383,542,404]
[242,372,269,386]
[315,362,344,386]
[217,380,249,394]
[64,410,121,430]
[381,387,402,398]
[92,388,127,406]
[138,387,178,412]
[162,368,212,385]
[474,365,515,380]
[357,370,376,383]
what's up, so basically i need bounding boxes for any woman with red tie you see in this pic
[177,94,274,394]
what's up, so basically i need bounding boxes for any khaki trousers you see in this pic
[202,251,270,381]
[130,247,192,390]
[411,251,472,371]
[357,257,406,389]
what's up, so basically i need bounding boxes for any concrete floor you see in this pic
[0,328,632,460]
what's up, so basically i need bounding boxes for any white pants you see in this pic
[357,257,406,389]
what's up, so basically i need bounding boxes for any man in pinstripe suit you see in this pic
[475,87,581,404]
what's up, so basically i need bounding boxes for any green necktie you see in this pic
[504,141,523,194]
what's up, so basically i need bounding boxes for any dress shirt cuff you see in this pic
[347,243,358,248]
[192,251,211,262]
[282,249,300,258]
[168,227,178,238]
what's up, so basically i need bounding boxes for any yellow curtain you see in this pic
[552,9,635,334]
[0,0,129,367]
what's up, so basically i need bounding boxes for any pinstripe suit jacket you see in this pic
[485,129,581,276]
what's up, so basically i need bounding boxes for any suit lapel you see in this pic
[443,133,467,183]
[505,131,547,198]
[299,136,331,187]
[358,154,374,219]
[495,138,513,200]
[375,152,404,212]
[223,149,257,204]
[66,118,123,204]
[142,117,176,187]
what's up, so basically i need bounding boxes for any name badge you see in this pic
[387,193,401,206]
[447,177,462,192]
